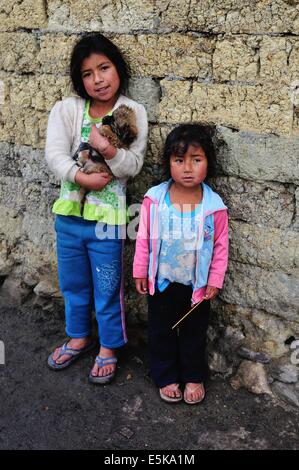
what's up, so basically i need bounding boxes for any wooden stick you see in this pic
[172,299,204,329]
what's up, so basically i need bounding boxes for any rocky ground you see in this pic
[0,304,298,451]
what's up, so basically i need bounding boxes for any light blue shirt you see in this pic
[156,191,202,292]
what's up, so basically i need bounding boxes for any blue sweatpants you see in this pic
[55,215,127,349]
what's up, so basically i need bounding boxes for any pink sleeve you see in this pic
[207,209,229,289]
[133,197,151,279]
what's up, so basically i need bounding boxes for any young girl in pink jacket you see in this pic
[133,124,229,405]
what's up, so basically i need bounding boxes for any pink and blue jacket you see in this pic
[133,180,229,305]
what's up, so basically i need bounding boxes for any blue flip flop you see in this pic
[88,356,118,384]
[47,340,95,370]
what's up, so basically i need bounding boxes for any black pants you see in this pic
[148,283,210,388]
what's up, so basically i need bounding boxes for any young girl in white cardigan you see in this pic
[45,33,148,384]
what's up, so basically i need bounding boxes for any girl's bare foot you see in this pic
[160,383,182,399]
[184,383,205,404]
[90,346,116,377]
[52,337,91,365]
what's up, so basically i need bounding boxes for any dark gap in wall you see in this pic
[285,336,296,345]
[43,0,49,20]
[0,276,7,289]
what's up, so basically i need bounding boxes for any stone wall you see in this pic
[0,0,299,406]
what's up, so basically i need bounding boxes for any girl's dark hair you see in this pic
[162,124,216,180]
[70,33,131,99]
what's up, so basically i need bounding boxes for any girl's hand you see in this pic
[89,125,110,153]
[135,278,148,295]
[204,285,219,300]
[86,172,112,190]
[89,126,117,160]
[75,170,112,191]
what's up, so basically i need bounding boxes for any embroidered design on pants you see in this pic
[96,261,121,294]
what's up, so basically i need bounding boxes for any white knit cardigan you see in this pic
[45,94,148,183]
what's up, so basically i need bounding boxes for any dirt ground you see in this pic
[0,304,299,451]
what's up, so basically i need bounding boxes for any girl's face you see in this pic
[170,144,208,188]
[81,52,120,106]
